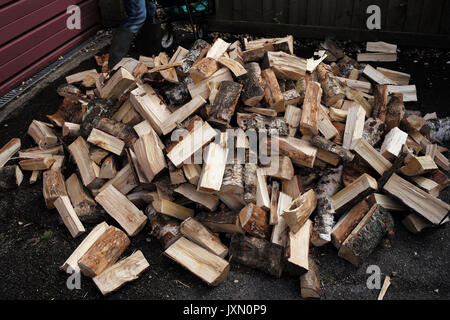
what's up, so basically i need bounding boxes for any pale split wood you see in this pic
[54,196,85,238]
[0,138,20,168]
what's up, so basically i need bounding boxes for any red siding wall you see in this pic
[0,0,100,96]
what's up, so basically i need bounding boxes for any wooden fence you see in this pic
[0,0,101,96]
[210,0,450,47]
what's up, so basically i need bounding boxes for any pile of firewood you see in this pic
[0,35,449,298]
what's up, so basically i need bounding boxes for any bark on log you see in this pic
[311,135,354,163]
[240,62,265,107]
[237,113,289,136]
[300,256,321,299]
[385,93,405,132]
[221,160,244,194]
[208,81,243,127]
[243,163,258,204]
[363,118,385,147]
[372,85,388,122]
[229,233,284,278]
[316,64,345,107]
[146,204,181,250]
[95,118,138,148]
[427,118,450,143]
[196,211,245,234]
[239,203,270,239]
[80,99,115,137]
[181,39,211,73]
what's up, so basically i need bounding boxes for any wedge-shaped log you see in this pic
[28,120,58,149]
[270,136,317,168]
[88,129,125,156]
[98,67,135,100]
[54,196,86,238]
[218,56,247,77]
[331,173,378,212]
[133,133,167,182]
[198,141,229,193]
[182,163,202,185]
[189,57,220,83]
[19,157,55,171]
[152,199,194,221]
[180,217,228,258]
[160,96,207,135]
[61,222,109,273]
[318,105,339,140]
[338,204,394,267]
[95,185,147,237]
[331,199,371,249]
[208,81,243,127]
[98,163,139,196]
[287,219,312,274]
[363,65,397,85]
[383,174,450,225]
[256,168,271,210]
[300,256,321,299]
[68,137,103,188]
[175,183,219,211]
[284,105,302,137]
[263,156,294,180]
[300,81,321,136]
[78,226,130,277]
[266,51,307,80]
[93,250,149,296]
[262,68,285,113]
[353,138,392,175]
[66,173,100,222]
[164,237,230,286]
[400,156,438,176]
[316,64,345,107]
[270,192,292,247]
[0,165,23,191]
[0,138,20,168]
[241,62,265,107]
[380,127,408,161]
[282,190,317,235]
[239,203,270,239]
[343,105,366,150]
[167,121,218,168]
[130,84,172,135]
[230,233,284,278]
[43,170,68,209]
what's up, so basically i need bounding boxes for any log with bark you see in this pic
[0,165,23,191]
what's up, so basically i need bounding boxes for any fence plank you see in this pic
[335,0,354,27]
[274,0,289,24]
[385,0,407,31]
[215,0,233,20]
[232,0,243,20]
[262,0,275,23]
[306,0,322,25]
[320,0,337,26]
[288,0,308,25]
[403,0,424,33]
[440,0,450,34]
[419,0,444,33]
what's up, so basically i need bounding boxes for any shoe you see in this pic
[135,20,162,57]
[108,28,135,70]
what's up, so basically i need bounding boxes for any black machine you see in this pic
[157,0,215,48]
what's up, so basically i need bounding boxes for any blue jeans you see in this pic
[121,0,157,34]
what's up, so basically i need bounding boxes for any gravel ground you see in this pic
[0,29,449,300]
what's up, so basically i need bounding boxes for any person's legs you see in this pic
[134,1,162,57]
[109,0,148,69]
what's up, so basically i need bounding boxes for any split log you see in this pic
[218,57,247,77]
[240,62,265,107]
[261,68,285,113]
[152,199,194,221]
[366,41,397,54]
[196,211,245,234]
[284,105,302,136]
[345,87,372,116]
[243,107,277,117]
[256,168,271,210]
[133,120,165,150]
[343,105,366,150]
[66,69,98,84]
[89,147,109,165]
[54,196,85,238]
[189,57,220,83]
[402,214,433,234]
[331,199,371,249]
[377,146,408,188]
[316,64,345,107]
[283,89,301,106]
[362,117,385,146]
[400,156,438,176]
[263,156,295,180]
[311,135,354,163]
[66,173,101,222]
[383,173,450,225]
[282,190,317,235]
[230,233,284,278]
[300,256,321,299]
[182,163,202,185]
[270,192,292,247]
[92,118,138,146]
[380,127,408,161]
[93,250,149,296]
[168,161,186,185]
[410,176,440,197]
[427,118,450,143]
[61,222,109,273]
[243,163,258,204]
[98,67,135,100]
[180,217,228,258]
[164,237,230,286]
[318,105,339,140]
[387,85,417,102]
[363,65,397,85]
[133,133,167,182]
[221,161,244,195]
[286,219,312,274]
[425,169,449,192]
[338,204,394,267]
[269,181,280,225]
[269,136,317,168]
[112,99,143,126]
[329,107,347,122]
[146,205,182,249]
[167,121,217,168]
[160,96,207,135]
[198,139,229,193]
[239,203,270,239]
[18,145,63,159]
[77,226,130,277]
[282,175,304,199]
[218,191,245,211]
[30,170,40,184]
[0,138,20,168]
[43,170,68,209]
[62,122,81,137]
[155,52,179,83]
[99,156,117,180]
[367,193,407,212]
[357,53,397,62]
[68,137,103,189]
[0,165,23,191]
[353,138,392,175]
[28,120,58,149]
[336,77,371,93]
[98,163,139,196]
[372,85,388,124]
[300,81,321,135]
[331,173,378,212]
[181,39,211,73]
[88,129,125,156]
[188,68,233,100]
[175,183,219,211]
[96,185,148,236]
[377,67,410,85]
[237,113,289,136]
[19,157,56,171]
[266,51,307,80]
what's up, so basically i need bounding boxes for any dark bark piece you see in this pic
[208,81,243,127]
[377,146,408,189]
[0,165,23,191]
[146,204,181,250]
[316,64,345,107]
[80,99,115,137]
[237,113,289,136]
[363,117,385,146]
[239,203,270,239]
[95,118,137,148]
[243,163,258,204]
[230,233,284,278]
[181,39,211,74]
[338,205,394,267]
[311,135,354,163]
[240,62,265,107]
[164,80,191,106]
[195,211,245,234]
[372,85,388,122]
[385,93,405,132]
[427,118,450,143]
